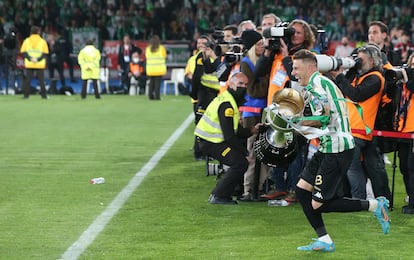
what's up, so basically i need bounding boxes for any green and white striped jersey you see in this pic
[307,72,355,153]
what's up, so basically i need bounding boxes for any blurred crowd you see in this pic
[0,0,414,46]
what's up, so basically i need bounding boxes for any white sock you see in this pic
[318,234,333,244]
[368,199,378,212]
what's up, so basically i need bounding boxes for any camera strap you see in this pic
[400,90,412,132]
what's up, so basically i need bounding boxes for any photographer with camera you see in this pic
[190,34,221,132]
[255,18,315,201]
[191,29,242,160]
[367,21,397,159]
[235,30,270,201]
[396,53,414,214]
[186,35,210,160]
[330,44,391,202]
[214,24,248,95]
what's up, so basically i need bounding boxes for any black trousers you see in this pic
[48,62,65,91]
[81,79,100,99]
[64,55,74,80]
[148,76,162,100]
[398,140,414,206]
[198,138,248,198]
[23,68,47,98]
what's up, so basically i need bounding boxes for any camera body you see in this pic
[315,29,328,53]
[224,52,243,63]
[315,54,362,72]
[262,24,295,53]
[211,30,226,44]
[4,31,17,50]
[385,65,414,83]
[224,43,243,63]
[205,30,243,59]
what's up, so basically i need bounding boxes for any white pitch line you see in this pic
[61,113,194,260]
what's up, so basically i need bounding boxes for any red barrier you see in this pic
[352,129,414,139]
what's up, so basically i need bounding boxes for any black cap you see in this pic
[241,30,262,52]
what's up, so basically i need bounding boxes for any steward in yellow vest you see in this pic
[145,35,167,100]
[145,44,167,76]
[19,26,49,99]
[78,40,101,99]
[194,72,260,205]
[20,28,49,69]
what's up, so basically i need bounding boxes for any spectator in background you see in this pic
[145,34,167,100]
[237,20,256,35]
[223,24,238,43]
[47,31,67,94]
[334,36,355,58]
[261,13,281,30]
[117,34,142,92]
[97,18,111,42]
[20,25,49,99]
[392,31,414,65]
[78,39,101,99]
[58,26,76,83]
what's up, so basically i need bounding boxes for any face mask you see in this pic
[229,87,247,105]
[132,58,140,63]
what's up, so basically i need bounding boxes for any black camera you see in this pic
[385,65,414,83]
[205,40,216,49]
[211,30,225,44]
[315,29,328,53]
[262,24,295,53]
[223,42,244,63]
[204,29,226,51]
[224,52,243,63]
[4,31,17,50]
[228,36,243,45]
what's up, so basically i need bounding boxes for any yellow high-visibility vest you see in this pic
[145,45,167,76]
[201,72,220,90]
[20,34,49,69]
[194,91,239,143]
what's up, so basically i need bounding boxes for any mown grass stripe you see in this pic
[61,113,194,260]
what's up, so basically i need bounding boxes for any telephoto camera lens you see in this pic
[208,162,220,175]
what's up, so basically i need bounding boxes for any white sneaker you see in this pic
[383,154,391,165]
[405,196,409,203]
